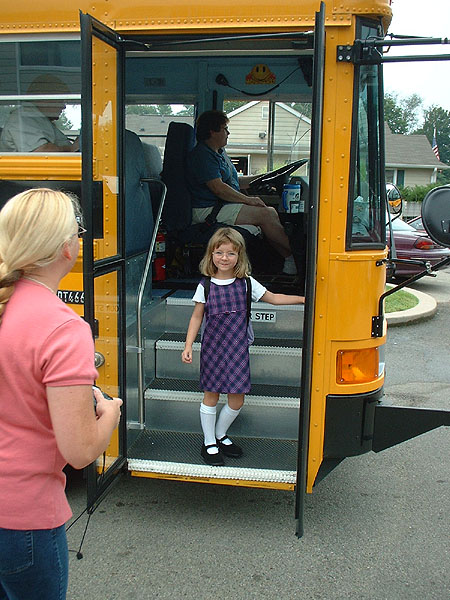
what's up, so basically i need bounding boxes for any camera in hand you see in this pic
[92,385,113,413]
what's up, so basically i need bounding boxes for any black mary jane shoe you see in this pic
[201,443,225,466]
[216,436,243,458]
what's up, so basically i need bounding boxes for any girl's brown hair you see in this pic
[199,227,251,278]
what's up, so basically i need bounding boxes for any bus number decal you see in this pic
[57,290,85,305]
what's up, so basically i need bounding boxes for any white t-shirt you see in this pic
[0,103,71,152]
[192,276,266,303]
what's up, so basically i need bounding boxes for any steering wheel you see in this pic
[247,158,309,196]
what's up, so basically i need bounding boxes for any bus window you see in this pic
[225,100,311,176]
[125,103,195,160]
[0,40,81,153]
[348,27,384,247]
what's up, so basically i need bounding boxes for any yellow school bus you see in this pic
[1,0,449,535]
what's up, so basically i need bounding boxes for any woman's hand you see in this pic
[93,386,122,427]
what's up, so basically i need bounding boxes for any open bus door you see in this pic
[295,2,325,538]
[80,12,127,511]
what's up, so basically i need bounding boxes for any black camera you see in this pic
[92,385,113,413]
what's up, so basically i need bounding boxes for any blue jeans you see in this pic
[0,525,68,600]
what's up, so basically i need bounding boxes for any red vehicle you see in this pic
[407,215,425,232]
[387,217,450,279]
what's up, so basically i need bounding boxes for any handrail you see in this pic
[135,178,167,428]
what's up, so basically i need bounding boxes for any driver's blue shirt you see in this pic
[187,142,240,208]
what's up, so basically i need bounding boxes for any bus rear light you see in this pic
[336,348,380,384]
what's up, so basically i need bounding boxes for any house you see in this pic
[226,101,311,175]
[384,123,449,187]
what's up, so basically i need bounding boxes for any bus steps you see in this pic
[164,295,304,339]
[154,334,302,386]
[144,378,300,439]
[127,430,297,485]
[129,295,303,486]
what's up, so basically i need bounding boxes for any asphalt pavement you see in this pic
[64,268,450,600]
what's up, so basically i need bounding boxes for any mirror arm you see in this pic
[372,255,450,337]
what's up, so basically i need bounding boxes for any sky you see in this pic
[383,0,450,119]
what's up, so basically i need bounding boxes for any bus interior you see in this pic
[119,32,315,487]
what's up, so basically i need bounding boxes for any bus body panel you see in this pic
[1,1,391,34]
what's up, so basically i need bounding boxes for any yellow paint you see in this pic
[0,156,81,180]
[305,19,387,493]
[1,0,392,34]
[94,271,120,461]
[130,471,295,490]
[92,37,118,259]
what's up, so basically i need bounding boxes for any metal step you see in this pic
[127,429,297,486]
[144,378,300,439]
[154,333,302,386]
[165,294,304,339]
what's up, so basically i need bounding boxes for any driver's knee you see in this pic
[237,204,280,228]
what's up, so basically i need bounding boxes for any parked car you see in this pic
[407,215,425,232]
[387,217,450,279]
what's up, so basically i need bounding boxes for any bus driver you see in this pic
[186,110,297,275]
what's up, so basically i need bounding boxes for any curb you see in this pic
[386,286,437,326]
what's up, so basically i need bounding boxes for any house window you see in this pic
[261,106,268,120]
[397,170,405,186]
[385,169,394,183]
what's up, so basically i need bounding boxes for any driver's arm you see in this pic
[206,178,266,207]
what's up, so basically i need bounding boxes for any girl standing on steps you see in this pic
[181,227,304,466]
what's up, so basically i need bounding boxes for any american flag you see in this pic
[432,127,440,161]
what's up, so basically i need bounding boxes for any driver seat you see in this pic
[160,121,271,275]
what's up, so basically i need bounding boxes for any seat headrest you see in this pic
[142,143,163,178]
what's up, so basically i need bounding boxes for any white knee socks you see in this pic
[200,402,242,453]
[200,403,217,451]
[215,403,241,443]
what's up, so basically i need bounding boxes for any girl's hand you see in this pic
[182,347,192,363]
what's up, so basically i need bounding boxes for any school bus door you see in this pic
[295,1,325,537]
[80,12,127,511]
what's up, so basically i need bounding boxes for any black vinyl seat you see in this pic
[160,121,280,276]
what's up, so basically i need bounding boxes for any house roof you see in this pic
[227,100,311,123]
[384,123,448,169]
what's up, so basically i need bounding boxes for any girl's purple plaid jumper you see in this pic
[200,278,251,393]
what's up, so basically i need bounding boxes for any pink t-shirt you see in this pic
[0,279,98,530]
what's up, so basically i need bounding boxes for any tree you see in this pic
[224,100,247,114]
[176,105,194,116]
[384,92,422,134]
[125,104,174,116]
[55,111,73,131]
[416,105,450,166]
[290,102,312,119]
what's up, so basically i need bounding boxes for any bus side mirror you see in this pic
[421,185,450,248]
[386,183,402,215]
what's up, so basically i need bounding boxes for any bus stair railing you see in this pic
[134,177,167,430]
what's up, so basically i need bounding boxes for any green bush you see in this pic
[399,183,439,203]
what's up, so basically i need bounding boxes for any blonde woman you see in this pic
[0,188,122,600]
[182,227,304,466]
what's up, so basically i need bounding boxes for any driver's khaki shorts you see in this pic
[192,203,244,226]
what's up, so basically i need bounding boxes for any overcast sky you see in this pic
[383,0,450,119]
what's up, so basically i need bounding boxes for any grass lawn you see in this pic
[384,285,419,313]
